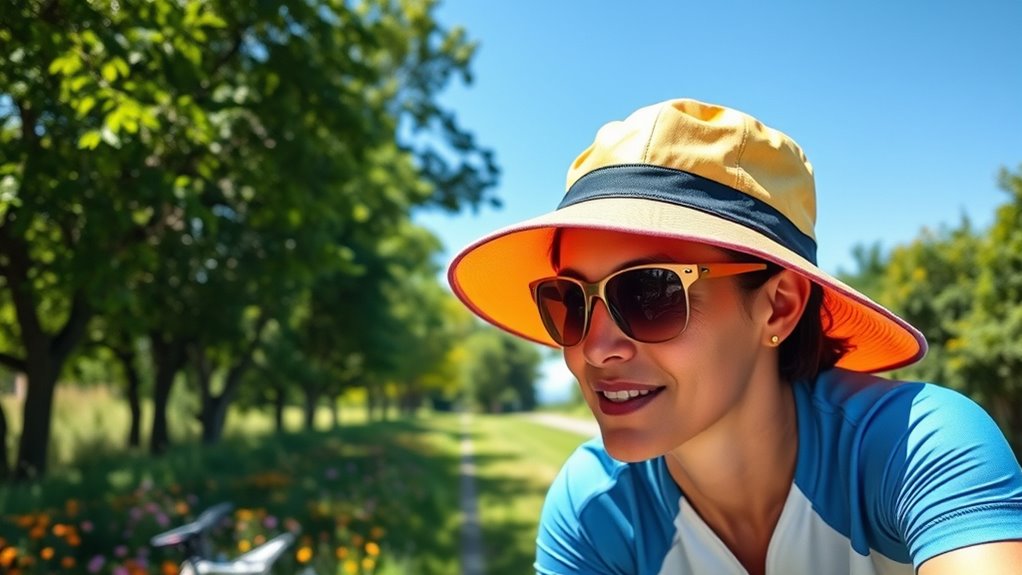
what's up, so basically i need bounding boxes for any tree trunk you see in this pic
[0,402,10,481]
[118,350,143,449]
[200,394,229,444]
[150,334,186,455]
[303,390,318,430]
[14,361,57,480]
[273,386,285,432]
[330,397,340,429]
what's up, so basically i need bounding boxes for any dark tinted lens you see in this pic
[606,268,687,342]
[534,279,587,346]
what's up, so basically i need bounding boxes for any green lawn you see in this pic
[423,413,589,575]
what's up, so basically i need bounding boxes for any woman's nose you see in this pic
[581,299,636,366]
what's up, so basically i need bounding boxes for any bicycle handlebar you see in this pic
[151,502,234,549]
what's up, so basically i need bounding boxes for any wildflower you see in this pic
[161,560,178,575]
[236,508,256,522]
[295,546,313,564]
[113,566,129,575]
[87,555,105,573]
[365,542,380,557]
[362,557,376,571]
[114,545,129,558]
[1,547,18,567]
[351,534,364,547]
[65,499,80,517]
[28,526,46,540]
[67,532,82,547]
[370,526,385,539]
[263,515,279,529]
[253,534,266,546]
[40,547,55,561]
[61,556,75,569]
[335,546,348,560]
[343,559,358,574]
[238,540,251,553]
[80,520,95,533]
[174,501,189,516]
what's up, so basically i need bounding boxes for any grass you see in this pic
[433,413,590,575]
[0,386,592,574]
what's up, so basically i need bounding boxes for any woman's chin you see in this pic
[600,429,667,463]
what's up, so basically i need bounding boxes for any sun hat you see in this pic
[447,98,927,373]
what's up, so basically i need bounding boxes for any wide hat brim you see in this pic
[448,196,927,374]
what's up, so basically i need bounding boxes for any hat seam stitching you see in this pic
[733,114,751,190]
[640,104,667,163]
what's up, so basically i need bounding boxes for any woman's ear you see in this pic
[760,270,811,345]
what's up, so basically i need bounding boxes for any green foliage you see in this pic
[842,164,1022,452]
[0,0,500,477]
[461,328,542,413]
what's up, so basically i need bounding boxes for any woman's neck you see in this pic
[665,378,799,575]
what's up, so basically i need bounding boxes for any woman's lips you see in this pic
[593,384,665,416]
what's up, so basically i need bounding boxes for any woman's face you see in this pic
[559,228,773,462]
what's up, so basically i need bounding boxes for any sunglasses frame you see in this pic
[530,262,769,346]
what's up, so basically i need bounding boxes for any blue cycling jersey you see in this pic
[536,369,1022,574]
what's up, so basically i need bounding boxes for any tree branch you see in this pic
[52,291,92,365]
[0,352,27,372]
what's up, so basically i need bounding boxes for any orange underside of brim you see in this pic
[448,203,926,374]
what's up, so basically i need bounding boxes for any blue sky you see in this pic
[415,0,1022,402]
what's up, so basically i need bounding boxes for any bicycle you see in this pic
[150,502,297,575]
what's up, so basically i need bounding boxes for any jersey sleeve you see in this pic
[534,442,635,575]
[862,383,1022,566]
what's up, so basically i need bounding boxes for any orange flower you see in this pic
[174,501,189,516]
[60,556,75,569]
[52,524,67,537]
[370,526,385,539]
[40,548,54,561]
[335,546,348,559]
[295,546,313,564]
[65,500,80,517]
[66,533,81,547]
[364,542,380,557]
[0,547,18,567]
[161,560,178,575]
[238,540,251,553]
[351,534,364,547]
[28,526,45,540]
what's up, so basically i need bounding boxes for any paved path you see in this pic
[458,412,485,575]
[522,412,601,437]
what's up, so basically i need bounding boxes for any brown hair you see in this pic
[548,228,848,382]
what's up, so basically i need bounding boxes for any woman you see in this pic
[447,99,1022,574]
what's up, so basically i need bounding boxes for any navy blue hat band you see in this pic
[558,164,818,264]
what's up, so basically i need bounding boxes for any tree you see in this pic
[462,327,542,413]
[943,166,1022,449]
[0,0,497,479]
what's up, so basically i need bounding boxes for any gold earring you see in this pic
[770,335,780,345]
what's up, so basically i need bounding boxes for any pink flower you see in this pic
[80,520,95,533]
[87,555,106,573]
[114,545,129,558]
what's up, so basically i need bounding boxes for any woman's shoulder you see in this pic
[546,438,681,523]
[803,367,982,426]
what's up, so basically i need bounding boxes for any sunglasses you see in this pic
[530,262,768,346]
